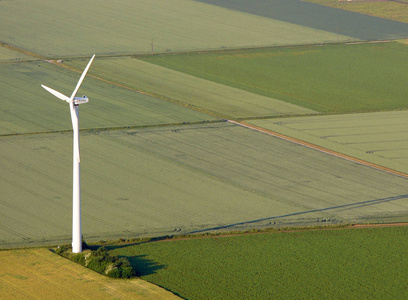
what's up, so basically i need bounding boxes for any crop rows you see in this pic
[2,123,408,248]
[0,0,348,57]
[139,42,408,114]
[304,0,408,23]
[0,60,215,136]
[250,110,408,175]
[66,56,316,120]
[197,0,408,40]
[110,226,408,299]
[2,0,408,251]
[0,248,178,299]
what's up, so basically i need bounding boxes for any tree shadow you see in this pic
[126,254,165,276]
[86,244,166,276]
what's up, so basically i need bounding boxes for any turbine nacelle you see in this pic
[74,95,89,105]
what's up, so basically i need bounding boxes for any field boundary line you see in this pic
[228,119,408,179]
[0,41,44,59]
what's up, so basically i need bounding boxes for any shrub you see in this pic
[121,266,135,278]
[55,245,68,256]
[70,253,85,266]
[55,245,135,278]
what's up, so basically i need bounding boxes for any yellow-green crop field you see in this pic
[304,0,408,23]
[0,248,179,299]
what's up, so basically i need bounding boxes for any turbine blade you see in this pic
[70,54,95,101]
[41,84,71,102]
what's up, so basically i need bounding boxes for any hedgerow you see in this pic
[55,245,135,278]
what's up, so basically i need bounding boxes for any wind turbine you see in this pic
[41,54,95,253]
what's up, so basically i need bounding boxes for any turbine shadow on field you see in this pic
[187,194,408,234]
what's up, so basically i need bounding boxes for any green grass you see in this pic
[109,226,408,299]
[2,123,408,248]
[0,45,34,61]
[0,60,215,135]
[139,42,408,114]
[0,0,350,57]
[249,110,408,175]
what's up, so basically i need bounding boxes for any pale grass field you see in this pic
[2,123,408,249]
[250,110,408,175]
[0,248,179,299]
[0,0,349,57]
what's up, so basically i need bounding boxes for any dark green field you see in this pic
[140,42,408,114]
[109,226,408,299]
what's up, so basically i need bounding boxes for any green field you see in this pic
[0,60,216,135]
[139,42,408,114]
[65,56,316,119]
[3,0,408,298]
[0,0,351,57]
[0,46,33,62]
[2,123,408,248]
[249,110,408,175]
[109,226,408,299]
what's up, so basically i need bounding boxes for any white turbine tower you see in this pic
[41,54,95,253]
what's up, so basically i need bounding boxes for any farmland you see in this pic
[2,0,408,298]
[0,60,216,135]
[110,226,408,299]
[197,0,408,40]
[250,111,408,175]
[2,122,408,249]
[304,0,408,23]
[0,46,32,62]
[0,248,179,299]
[139,42,408,114]
[66,56,316,119]
[0,0,351,57]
